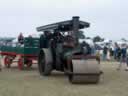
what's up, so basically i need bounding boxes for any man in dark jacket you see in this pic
[103,46,108,60]
[18,33,24,44]
[81,41,91,55]
[117,44,127,70]
[39,31,52,48]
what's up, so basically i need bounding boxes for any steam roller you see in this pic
[37,16,102,84]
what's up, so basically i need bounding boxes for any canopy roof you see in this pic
[37,19,90,32]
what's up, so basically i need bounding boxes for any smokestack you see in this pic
[72,16,80,44]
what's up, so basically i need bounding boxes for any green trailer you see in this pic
[0,37,40,70]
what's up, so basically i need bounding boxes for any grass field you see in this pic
[0,61,128,96]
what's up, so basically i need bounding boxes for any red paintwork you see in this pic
[0,51,38,70]
[0,52,37,57]
[0,52,17,56]
[18,58,23,70]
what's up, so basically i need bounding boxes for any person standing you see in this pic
[126,54,128,71]
[18,33,24,44]
[107,49,111,61]
[39,31,52,48]
[114,42,119,60]
[109,48,114,60]
[27,35,33,47]
[103,46,108,61]
[0,54,2,71]
[117,47,121,61]
[117,44,127,70]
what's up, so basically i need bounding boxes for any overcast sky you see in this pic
[0,0,128,40]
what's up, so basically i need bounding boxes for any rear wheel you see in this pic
[38,50,52,76]
[18,58,24,70]
[26,61,32,68]
[4,56,12,68]
[24,59,32,68]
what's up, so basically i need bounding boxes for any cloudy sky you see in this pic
[0,0,128,40]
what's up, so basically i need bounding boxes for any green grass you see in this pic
[0,61,128,96]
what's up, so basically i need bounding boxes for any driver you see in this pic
[51,30,64,65]
[62,35,75,70]
[39,31,52,48]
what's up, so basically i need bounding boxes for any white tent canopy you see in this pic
[79,38,94,46]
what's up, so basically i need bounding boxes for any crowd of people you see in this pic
[100,43,128,70]
[77,41,128,71]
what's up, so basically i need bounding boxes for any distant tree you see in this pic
[76,31,85,39]
[86,37,91,39]
[93,36,104,42]
[121,38,127,42]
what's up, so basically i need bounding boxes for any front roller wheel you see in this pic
[68,59,101,84]
[69,73,100,84]
[38,50,53,76]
